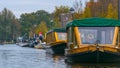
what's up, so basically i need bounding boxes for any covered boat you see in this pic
[45,28,67,54]
[65,18,120,63]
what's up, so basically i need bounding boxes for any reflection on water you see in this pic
[0,44,66,68]
[0,44,120,68]
[45,53,66,68]
[66,63,120,68]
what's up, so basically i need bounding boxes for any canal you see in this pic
[0,44,120,68]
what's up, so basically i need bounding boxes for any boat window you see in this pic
[57,32,67,40]
[78,27,115,44]
[46,32,56,43]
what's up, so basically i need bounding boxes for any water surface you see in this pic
[0,44,120,68]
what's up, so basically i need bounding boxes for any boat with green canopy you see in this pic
[45,28,67,54]
[65,18,120,63]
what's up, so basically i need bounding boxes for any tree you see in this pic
[83,6,92,18]
[19,10,50,37]
[19,13,35,37]
[0,8,20,42]
[72,0,83,19]
[106,3,118,19]
[96,0,117,18]
[34,10,51,28]
[73,0,83,13]
[12,19,20,41]
[53,6,69,28]
[35,21,48,36]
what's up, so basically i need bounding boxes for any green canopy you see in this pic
[47,28,66,34]
[66,18,120,29]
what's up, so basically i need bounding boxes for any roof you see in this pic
[47,28,66,34]
[66,18,120,29]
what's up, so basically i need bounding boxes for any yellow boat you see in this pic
[45,28,67,54]
[65,18,120,63]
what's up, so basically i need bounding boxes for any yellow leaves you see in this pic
[106,3,114,18]
[83,7,92,18]
[73,12,83,19]
[35,21,48,36]
[106,3,118,19]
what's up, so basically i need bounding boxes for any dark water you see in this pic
[0,44,120,68]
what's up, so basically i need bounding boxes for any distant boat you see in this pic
[45,28,67,54]
[18,42,29,47]
[16,36,29,47]
[34,42,44,49]
[65,18,120,63]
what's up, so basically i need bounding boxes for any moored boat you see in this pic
[65,18,120,63]
[34,43,44,49]
[18,42,29,47]
[34,40,45,49]
[45,28,67,54]
[16,36,29,47]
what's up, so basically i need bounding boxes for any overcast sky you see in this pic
[0,0,89,18]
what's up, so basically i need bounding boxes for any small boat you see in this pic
[28,40,35,48]
[65,18,120,63]
[34,44,44,49]
[45,28,67,54]
[18,42,29,47]
[34,41,45,49]
[16,36,29,47]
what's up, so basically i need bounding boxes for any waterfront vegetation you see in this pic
[0,0,118,43]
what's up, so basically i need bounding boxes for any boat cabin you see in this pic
[46,28,67,46]
[45,28,67,54]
